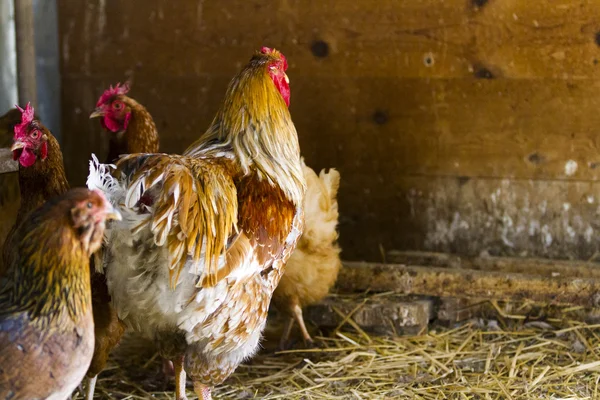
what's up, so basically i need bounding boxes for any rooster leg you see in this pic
[292,304,314,346]
[84,375,97,400]
[279,317,295,350]
[193,382,212,400]
[173,355,188,400]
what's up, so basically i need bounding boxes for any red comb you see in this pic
[96,82,130,107]
[14,102,35,139]
[260,47,288,71]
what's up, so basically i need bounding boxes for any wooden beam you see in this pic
[13,0,36,107]
[306,295,432,336]
[339,261,600,308]
[0,148,18,174]
[387,251,600,280]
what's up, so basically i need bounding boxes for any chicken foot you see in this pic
[279,304,316,350]
[280,316,296,350]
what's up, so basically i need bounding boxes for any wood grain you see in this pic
[60,76,600,181]
[339,261,600,307]
[58,0,600,79]
[386,251,600,279]
[57,0,600,261]
[339,175,600,261]
[306,295,432,336]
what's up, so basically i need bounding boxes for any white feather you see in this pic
[87,153,119,196]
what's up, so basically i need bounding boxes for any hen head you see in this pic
[11,103,49,168]
[261,47,290,107]
[69,188,121,255]
[90,82,132,133]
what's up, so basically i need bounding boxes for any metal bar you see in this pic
[13,0,37,107]
[339,261,600,308]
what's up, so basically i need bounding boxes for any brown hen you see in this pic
[83,83,161,399]
[2,104,69,270]
[0,188,120,400]
[90,82,160,161]
[273,160,341,348]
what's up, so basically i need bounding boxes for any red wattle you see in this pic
[273,76,290,107]
[102,112,131,133]
[40,141,48,160]
[103,115,122,133]
[19,147,37,167]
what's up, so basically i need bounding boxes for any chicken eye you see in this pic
[113,101,123,110]
[87,202,93,209]
[30,130,39,139]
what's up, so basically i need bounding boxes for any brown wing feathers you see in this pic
[116,154,238,288]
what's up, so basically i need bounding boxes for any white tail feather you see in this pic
[87,153,120,198]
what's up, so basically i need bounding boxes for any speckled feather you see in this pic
[114,153,239,288]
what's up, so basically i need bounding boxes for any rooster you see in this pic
[87,47,305,400]
[84,83,160,400]
[272,160,341,349]
[2,104,69,269]
[0,188,121,400]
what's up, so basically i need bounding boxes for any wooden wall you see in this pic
[58,0,600,261]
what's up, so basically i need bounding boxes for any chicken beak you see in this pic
[284,73,289,84]
[10,140,25,152]
[89,108,105,119]
[104,204,122,221]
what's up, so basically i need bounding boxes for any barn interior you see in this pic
[2,1,600,398]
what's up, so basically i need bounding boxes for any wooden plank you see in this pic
[14,0,37,107]
[60,86,600,262]
[435,296,600,323]
[56,1,600,262]
[386,251,600,279]
[296,78,600,181]
[339,174,600,261]
[0,148,17,174]
[61,76,600,183]
[338,261,600,307]
[58,0,600,79]
[305,295,432,336]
